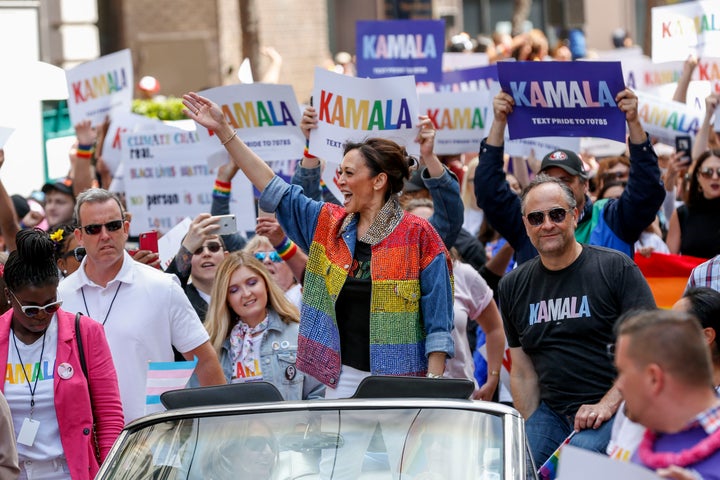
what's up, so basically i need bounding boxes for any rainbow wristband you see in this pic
[274,236,298,261]
[213,179,232,198]
[76,144,94,159]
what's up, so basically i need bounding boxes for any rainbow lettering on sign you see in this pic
[72,69,129,103]
[221,101,297,129]
[643,69,682,87]
[638,104,699,135]
[509,81,615,108]
[318,90,412,130]
[697,60,720,81]
[426,107,486,130]
[661,13,720,38]
[363,33,437,59]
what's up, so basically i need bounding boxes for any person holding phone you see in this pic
[183,92,454,398]
[666,149,720,259]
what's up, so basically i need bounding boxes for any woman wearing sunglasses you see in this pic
[243,235,302,309]
[0,229,123,479]
[666,149,720,259]
[183,92,453,398]
[48,223,85,279]
[201,251,324,400]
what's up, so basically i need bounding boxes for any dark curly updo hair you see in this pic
[4,229,59,292]
[343,138,413,200]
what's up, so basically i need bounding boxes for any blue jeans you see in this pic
[525,401,614,468]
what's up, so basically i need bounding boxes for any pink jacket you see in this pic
[0,308,124,479]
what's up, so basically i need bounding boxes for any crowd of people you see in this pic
[0,25,718,480]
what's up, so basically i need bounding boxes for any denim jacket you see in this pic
[218,310,325,400]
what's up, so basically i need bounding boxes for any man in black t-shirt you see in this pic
[498,175,655,468]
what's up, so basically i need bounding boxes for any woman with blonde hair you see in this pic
[203,251,324,400]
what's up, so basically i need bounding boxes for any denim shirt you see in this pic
[192,310,325,400]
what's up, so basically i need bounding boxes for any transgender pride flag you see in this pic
[145,357,198,415]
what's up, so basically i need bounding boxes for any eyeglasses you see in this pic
[81,220,124,235]
[193,242,223,256]
[255,251,282,263]
[524,208,571,227]
[699,167,720,179]
[61,246,86,262]
[9,291,62,317]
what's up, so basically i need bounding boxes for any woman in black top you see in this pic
[667,149,720,259]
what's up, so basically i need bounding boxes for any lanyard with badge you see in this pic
[12,330,46,446]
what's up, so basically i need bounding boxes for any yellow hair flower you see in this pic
[50,228,65,243]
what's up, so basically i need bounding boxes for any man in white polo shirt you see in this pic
[58,188,225,423]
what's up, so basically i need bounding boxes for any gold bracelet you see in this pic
[221,131,237,146]
[489,370,500,376]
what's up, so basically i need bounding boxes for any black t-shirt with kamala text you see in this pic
[498,245,656,416]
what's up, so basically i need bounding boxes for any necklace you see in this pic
[637,426,720,469]
[81,282,122,325]
[12,328,47,418]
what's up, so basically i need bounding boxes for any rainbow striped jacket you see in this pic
[260,176,454,388]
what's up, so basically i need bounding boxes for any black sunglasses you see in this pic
[82,220,124,235]
[525,208,571,227]
[193,242,222,256]
[61,246,86,262]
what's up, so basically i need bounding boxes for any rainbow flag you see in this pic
[145,357,198,415]
[538,431,575,480]
[633,252,707,309]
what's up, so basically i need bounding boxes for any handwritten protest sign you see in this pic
[121,126,255,237]
[356,19,444,82]
[195,84,305,162]
[652,1,720,63]
[310,68,420,162]
[418,91,491,154]
[0,127,14,148]
[636,91,702,144]
[65,49,133,126]
[497,61,626,142]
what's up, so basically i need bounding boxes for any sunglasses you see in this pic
[525,208,571,227]
[699,167,720,179]
[9,290,62,317]
[255,251,282,263]
[601,171,628,181]
[82,220,124,235]
[61,246,86,262]
[193,242,223,256]
[240,435,276,453]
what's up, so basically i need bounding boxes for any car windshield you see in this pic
[102,407,504,479]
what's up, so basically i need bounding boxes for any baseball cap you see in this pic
[41,177,74,197]
[540,149,588,180]
[11,195,29,219]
